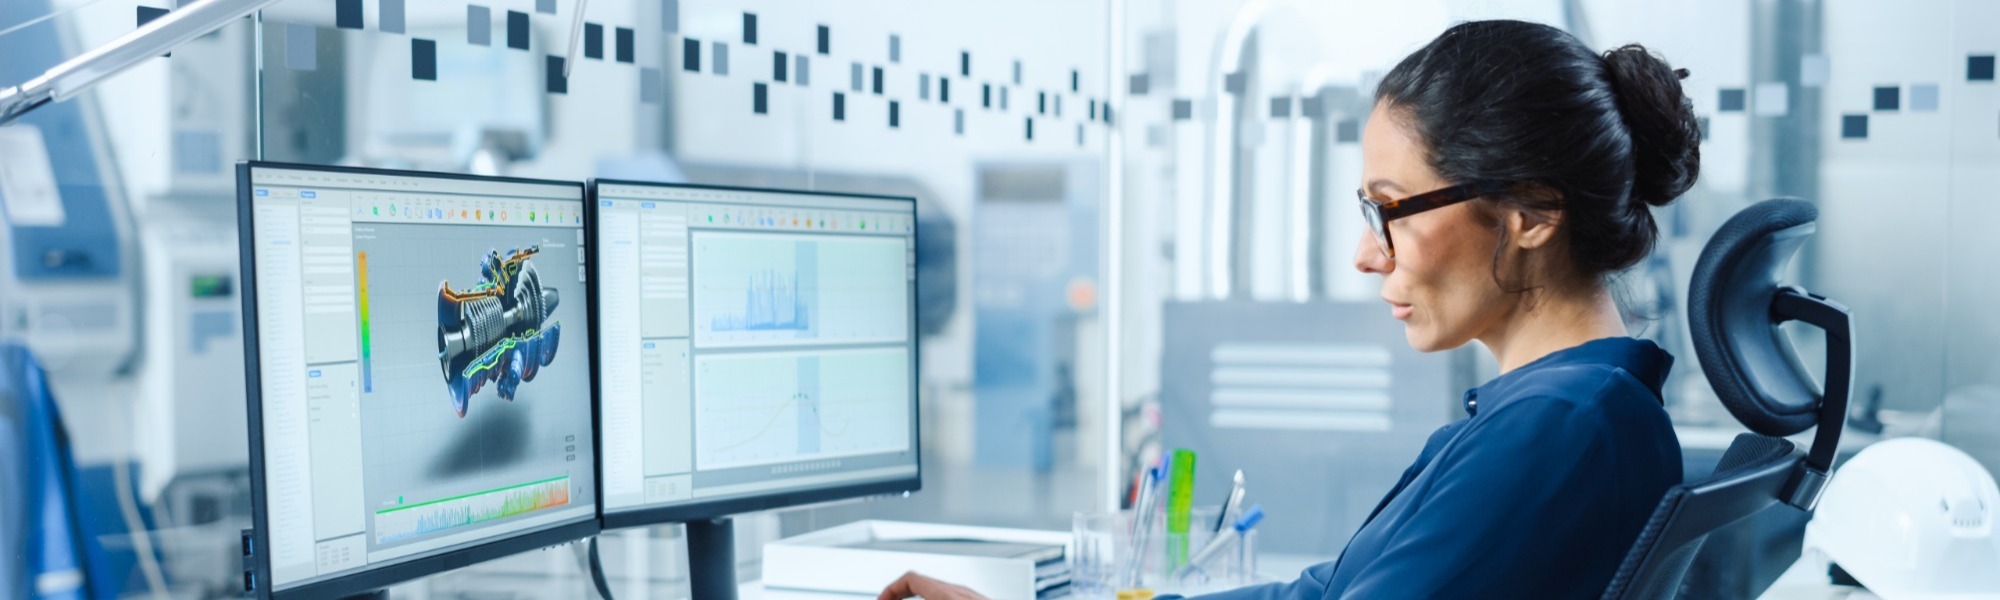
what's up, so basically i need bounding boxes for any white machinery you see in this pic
[0,110,141,467]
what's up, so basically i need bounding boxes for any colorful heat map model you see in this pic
[435,246,563,417]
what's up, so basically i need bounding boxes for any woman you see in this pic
[882,18,1700,599]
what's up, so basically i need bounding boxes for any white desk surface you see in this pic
[1756,552,1880,600]
[740,553,1333,599]
[740,553,1885,600]
[739,583,875,599]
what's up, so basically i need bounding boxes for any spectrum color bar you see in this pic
[357,251,373,392]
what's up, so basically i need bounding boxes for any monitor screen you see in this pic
[591,181,919,520]
[240,163,597,595]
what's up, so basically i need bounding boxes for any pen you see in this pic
[1172,505,1264,582]
[1124,464,1163,587]
[1130,466,1159,537]
[1212,470,1245,535]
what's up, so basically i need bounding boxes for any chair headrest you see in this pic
[1687,198,1827,436]
[1687,198,1855,510]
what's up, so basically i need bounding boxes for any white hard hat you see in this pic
[1802,437,2000,598]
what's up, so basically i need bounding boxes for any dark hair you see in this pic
[1374,20,1700,286]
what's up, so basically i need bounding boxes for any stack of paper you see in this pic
[763,520,1074,599]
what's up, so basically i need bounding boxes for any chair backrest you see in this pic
[1602,199,1855,600]
[1602,433,1801,599]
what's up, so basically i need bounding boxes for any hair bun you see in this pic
[1602,44,1701,208]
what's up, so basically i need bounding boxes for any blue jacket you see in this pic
[1184,337,1682,599]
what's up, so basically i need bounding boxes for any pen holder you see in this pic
[1071,506,1259,598]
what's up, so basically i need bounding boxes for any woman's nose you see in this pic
[1355,230,1392,275]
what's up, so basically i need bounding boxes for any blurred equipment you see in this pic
[358,24,546,173]
[1801,437,2000,597]
[134,193,257,596]
[971,162,1099,471]
[136,193,250,496]
[0,0,140,396]
[1603,199,1854,599]
[1156,300,1455,555]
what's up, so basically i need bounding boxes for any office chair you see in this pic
[1601,199,1854,600]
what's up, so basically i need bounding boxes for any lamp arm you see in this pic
[0,0,283,125]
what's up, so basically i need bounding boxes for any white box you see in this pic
[761,520,1070,599]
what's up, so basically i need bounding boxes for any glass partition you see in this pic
[4,0,1116,596]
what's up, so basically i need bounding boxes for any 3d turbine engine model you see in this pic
[437,246,562,417]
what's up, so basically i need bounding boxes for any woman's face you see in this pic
[1354,102,1515,352]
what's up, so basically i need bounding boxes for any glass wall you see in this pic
[2,0,261,597]
[4,0,1116,596]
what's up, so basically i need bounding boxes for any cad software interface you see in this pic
[593,183,917,514]
[246,166,597,590]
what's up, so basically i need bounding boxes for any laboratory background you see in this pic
[2,0,1998,598]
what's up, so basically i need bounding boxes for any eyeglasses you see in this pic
[1357,179,1514,260]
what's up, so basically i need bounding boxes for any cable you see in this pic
[590,536,617,600]
[108,409,170,600]
[572,536,616,596]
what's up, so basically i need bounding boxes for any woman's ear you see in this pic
[1506,186,1564,250]
[1509,207,1562,250]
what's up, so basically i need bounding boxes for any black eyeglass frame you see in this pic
[1357,179,1516,259]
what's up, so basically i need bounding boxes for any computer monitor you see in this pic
[589,180,920,597]
[238,162,599,598]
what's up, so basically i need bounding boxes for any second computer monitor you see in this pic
[591,180,920,524]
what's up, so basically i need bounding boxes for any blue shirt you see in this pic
[1183,337,1682,600]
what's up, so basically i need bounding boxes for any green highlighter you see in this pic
[1165,448,1197,572]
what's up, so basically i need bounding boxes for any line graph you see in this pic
[707,391,854,456]
[691,232,909,348]
[693,349,911,470]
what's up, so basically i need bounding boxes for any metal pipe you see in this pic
[1204,0,1270,299]
[1103,0,1129,514]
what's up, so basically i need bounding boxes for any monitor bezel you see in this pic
[237,161,602,599]
[585,178,924,531]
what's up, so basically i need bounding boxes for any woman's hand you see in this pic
[876,571,989,600]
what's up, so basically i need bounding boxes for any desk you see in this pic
[743,552,1884,600]
[740,553,1333,599]
[740,583,873,599]
[1674,425,1881,454]
[1756,552,1879,600]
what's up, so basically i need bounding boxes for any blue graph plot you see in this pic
[710,269,810,332]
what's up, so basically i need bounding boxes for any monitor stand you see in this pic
[338,591,389,600]
[686,516,738,600]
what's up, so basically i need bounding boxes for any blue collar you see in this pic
[1461,337,1674,416]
